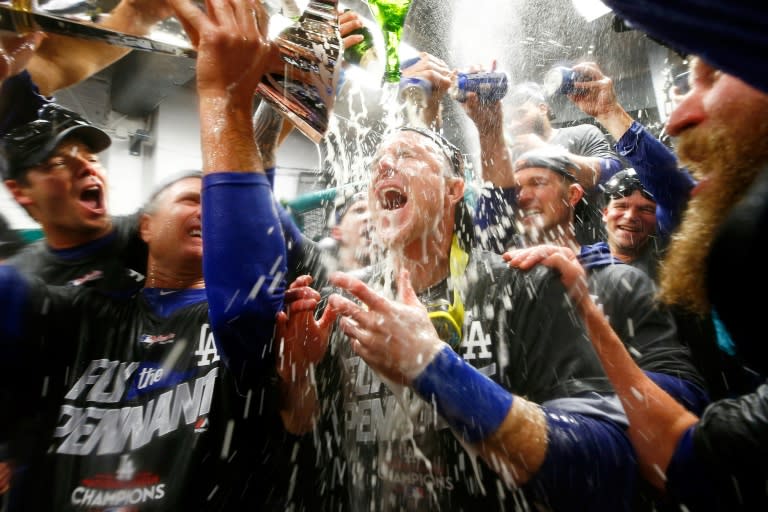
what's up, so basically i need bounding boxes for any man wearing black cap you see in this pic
[600,169,661,279]
[1,102,147,295]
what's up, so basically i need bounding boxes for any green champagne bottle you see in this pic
[366,0,413,83]
[343,10,378,70]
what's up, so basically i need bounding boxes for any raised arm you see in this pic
[569,61,695,237]
[27,0,175,95]
[171,0,286,374]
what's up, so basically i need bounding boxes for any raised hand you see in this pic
[567,62,621,119]
[275,275,335,383]
[327,269,445,384]
[170,0,276,98]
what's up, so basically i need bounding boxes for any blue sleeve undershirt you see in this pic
[0,265,30,342]
[645,370,711,416]
[529,408,638,511]
[202,172,287,377]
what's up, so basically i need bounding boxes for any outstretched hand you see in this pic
[503,245,589,304]
[327,269,445,384]
[275,275,335,383]
[169,0,276,98]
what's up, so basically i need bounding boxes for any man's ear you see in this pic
[139,212,153,244]
[567,182,585,207]
[5,179,33,208]
[446,177,465,207]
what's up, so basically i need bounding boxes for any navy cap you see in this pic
[514,148,578,182]
[0,103,111,180]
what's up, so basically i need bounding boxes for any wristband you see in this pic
[412,345,513,443]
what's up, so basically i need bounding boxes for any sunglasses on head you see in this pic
[604,169,655,201]
[2,104,91,153]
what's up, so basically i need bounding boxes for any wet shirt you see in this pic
[6,214,147,295]
[323,250,623,511]
[4,283,280,511]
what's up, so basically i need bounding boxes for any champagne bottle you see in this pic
[342,10,378,70]
[366,0,413,83]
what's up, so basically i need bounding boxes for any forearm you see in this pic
[28,1,169,95]
[576,296,698,490]
[279,374,319,435]
[594,104,634,141]
[411,346,544,485]
[200,95,264,174]
[478,130,514,187]
[203,174,286,372]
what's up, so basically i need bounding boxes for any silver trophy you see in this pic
[0,0,342,142]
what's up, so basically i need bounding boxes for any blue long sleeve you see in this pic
[0,71,51,135]
[0,265,29,342]
[202,173,287,377]
[615,121,696,240]
[529,409,638,511]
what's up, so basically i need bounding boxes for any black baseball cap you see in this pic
[514,148,578,182]
[603,168,655,201]
[0,103,111,180]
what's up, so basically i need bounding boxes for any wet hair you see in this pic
[393,126,475,251]
[142,170,203,214]
[514,148,579,182]
[602,168,655,202]
[396,126,465,178]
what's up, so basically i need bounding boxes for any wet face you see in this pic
[603,190,657,259]
[8,138,110,244]
[142,177,203,269]
[659,59,768,313]
[369,131,461,252]
[514,167,578,243]
[505,100,547,137]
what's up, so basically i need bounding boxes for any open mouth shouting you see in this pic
[379,187,408,210]
[78,183,105,215]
